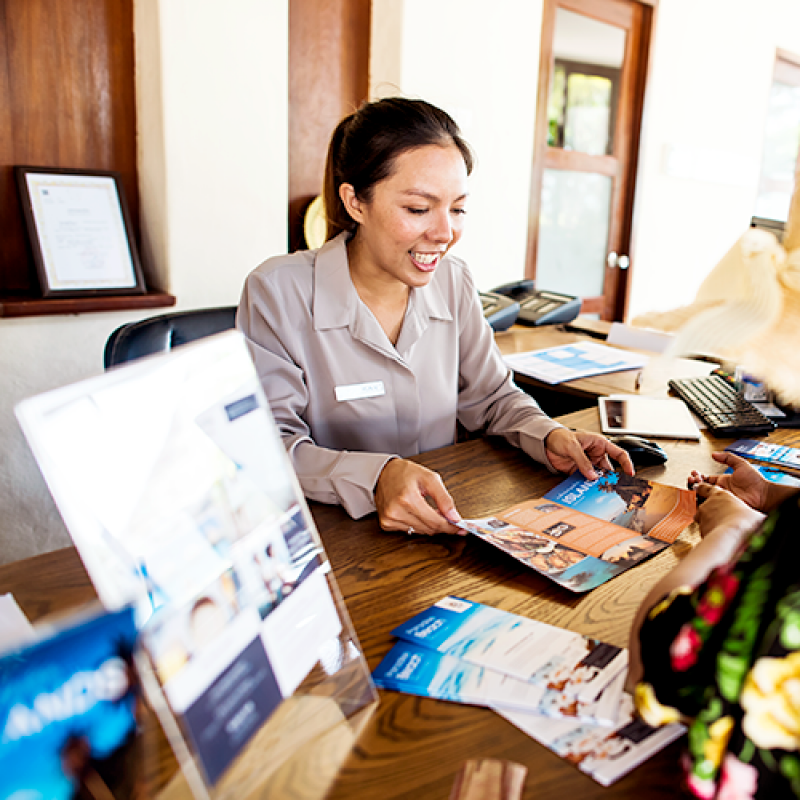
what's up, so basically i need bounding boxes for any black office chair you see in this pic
[103,306,238,369]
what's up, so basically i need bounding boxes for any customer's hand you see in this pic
[688,452,770,511]
[544,428,635,480]
[375,458,464,536]
[694,481,765,541]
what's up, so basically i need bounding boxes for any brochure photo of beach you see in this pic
[462,470,696,592]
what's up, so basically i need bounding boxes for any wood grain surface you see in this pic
[5,408,800,798]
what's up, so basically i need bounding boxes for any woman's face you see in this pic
[342,144,469,289]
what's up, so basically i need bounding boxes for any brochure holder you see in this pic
[15,331,378,799]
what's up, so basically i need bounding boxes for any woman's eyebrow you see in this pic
[402,189,469,202]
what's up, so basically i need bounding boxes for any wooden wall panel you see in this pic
[0,0,137,294]
[288,0,370,251]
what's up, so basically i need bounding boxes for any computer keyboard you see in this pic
[669,375,777,437]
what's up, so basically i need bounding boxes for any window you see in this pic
[754,53,800,223]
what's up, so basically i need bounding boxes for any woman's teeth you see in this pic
[412,252,438,265]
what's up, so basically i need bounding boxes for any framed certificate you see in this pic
[15,166,146,298]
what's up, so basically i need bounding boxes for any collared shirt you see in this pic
[237,232,562,518]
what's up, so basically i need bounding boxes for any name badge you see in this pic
[335,381,385,402]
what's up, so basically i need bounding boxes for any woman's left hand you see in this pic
[545,428,635,480]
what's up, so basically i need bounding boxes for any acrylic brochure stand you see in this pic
[15,330,378,800]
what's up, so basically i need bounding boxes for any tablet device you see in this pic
[598,395,701,440]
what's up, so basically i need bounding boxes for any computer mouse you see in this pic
[608,434,668,467]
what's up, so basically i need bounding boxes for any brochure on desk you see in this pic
[503,341,647,385]
[725,439,800,473]
[497,692,686,786]
[0,605,140,800]
[390,597,627,704]
[460,470,696,592]
[372,639,624,725]
[14,331,377,797]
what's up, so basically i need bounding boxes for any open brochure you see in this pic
[372,640,624,726]
[503,341,647,385]
[496,692,686,787]
[390,597,627,704]
[459,469,696,592]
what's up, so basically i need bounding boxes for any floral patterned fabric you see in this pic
[634,495,800,799]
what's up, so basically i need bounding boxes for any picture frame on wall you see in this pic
[14,166,146,298]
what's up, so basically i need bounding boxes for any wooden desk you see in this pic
[495,321,715,403]
[5,411,800,799]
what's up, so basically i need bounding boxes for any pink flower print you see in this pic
[671,623,702,671]
[697,569,739,625]
[717,754,757,800]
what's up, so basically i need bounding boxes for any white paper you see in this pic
[26,173,136,289]
[0,594,35,651]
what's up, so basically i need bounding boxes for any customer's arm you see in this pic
[626,483,765,691]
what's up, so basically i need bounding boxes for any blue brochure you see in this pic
[725,439,800,472]
[372,640,623,725]
[0,606,139,800]
[390,596,626,703]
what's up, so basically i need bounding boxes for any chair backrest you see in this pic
[103,306,238,369]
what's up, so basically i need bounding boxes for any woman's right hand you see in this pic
[375,458,464,536]
[688,451,770,511]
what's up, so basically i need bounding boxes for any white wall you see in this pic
[370,0,544,293]
[0,0,289,565]
[371,0,800,320]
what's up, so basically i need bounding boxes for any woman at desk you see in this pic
[238,97,633,535]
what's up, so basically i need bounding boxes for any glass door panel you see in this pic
[536,169,612,297]
[547,9,625,156]
[755,70,800,222]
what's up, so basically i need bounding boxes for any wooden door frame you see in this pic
[525,0,654,321]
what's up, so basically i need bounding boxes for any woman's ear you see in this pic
[339,183,365,225]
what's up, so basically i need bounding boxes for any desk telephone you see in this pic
[486,279,582,327]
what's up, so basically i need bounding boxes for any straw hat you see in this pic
[632,176,800,407]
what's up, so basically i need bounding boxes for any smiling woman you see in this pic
[237,97,634,536]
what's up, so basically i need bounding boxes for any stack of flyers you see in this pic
[372,597,686,786]
[372,640,625,725]
[372,597,628,727]
[497,693,685,787]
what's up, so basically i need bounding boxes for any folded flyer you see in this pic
[390,596,627,703]
[0,605,140,800]
[496,692,686,786]
[725,439,800,473]
[460,469,696,592]
[372,639,624,725]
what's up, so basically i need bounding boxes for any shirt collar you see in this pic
[313,231,454,331]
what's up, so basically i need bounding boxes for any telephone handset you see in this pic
[490,280,582,327]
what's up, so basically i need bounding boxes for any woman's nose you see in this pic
[428,211,453,244]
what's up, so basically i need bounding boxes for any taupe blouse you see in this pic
[237,233,562,519]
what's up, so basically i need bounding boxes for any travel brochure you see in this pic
[459,469,696,592]
[388,597,627,703]
[0,606,140,800]
[373,597,685,786]
[725,439,800,473]
[503,341,647,385]
[497,693,686,787]
[13,331,375,793]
